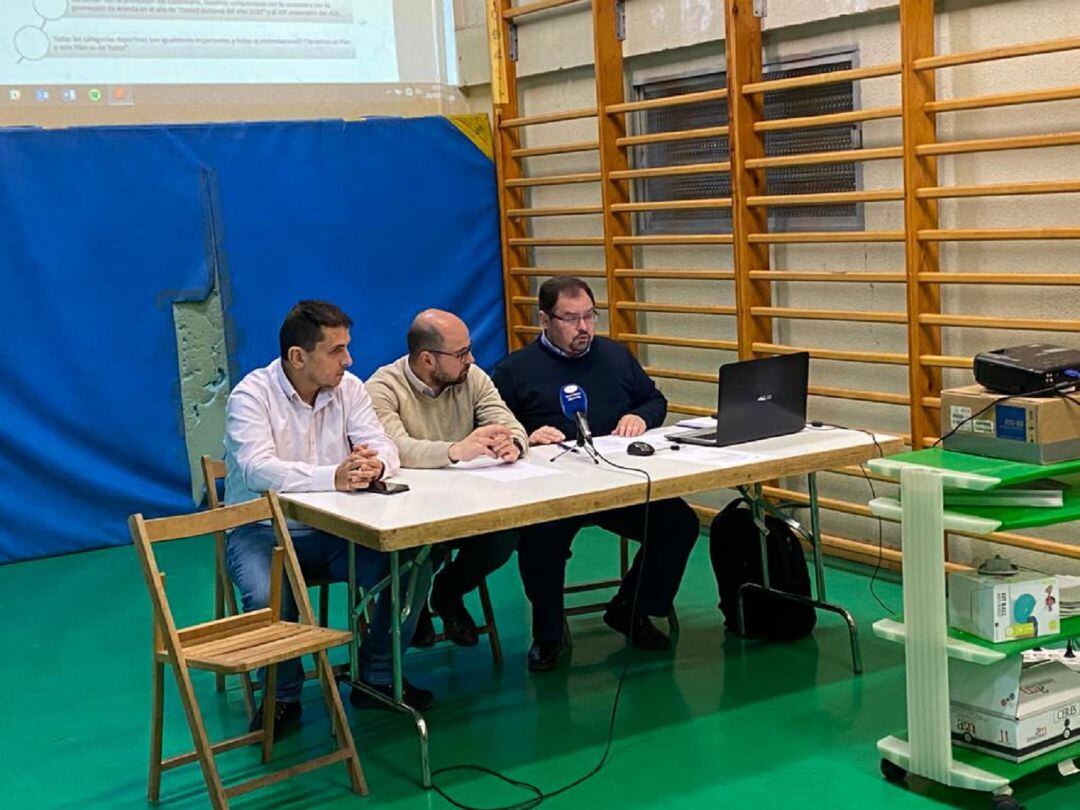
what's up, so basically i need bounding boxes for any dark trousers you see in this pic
[431,530,518,604]
[517,498,700,643]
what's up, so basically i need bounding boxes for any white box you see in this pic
[948,569,1060,643]
[950,658,1080,762]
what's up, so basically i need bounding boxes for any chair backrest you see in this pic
[201,455,226,510]
[129,491,320,650]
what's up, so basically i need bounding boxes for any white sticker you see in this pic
[973,419,995,435]
[950,405,973,431]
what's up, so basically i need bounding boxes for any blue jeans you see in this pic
[226,523,432,701]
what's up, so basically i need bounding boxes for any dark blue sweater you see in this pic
[492,336,667,439]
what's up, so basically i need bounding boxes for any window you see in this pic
[631,51,862,235]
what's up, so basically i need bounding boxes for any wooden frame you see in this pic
[487,0,1080,573]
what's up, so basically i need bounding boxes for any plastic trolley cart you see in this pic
[866,448,1080,809]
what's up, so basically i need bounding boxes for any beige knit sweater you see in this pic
[366,356,528,469]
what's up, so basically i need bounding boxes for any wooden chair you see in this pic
[130,491,365,809]
[563,535,680,643]
[201,456,333,714]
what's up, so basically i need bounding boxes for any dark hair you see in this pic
[537,276,595,314]
[279,300,353,360]
[406,319,444,359]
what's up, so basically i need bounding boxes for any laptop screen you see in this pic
[713,352,810,445]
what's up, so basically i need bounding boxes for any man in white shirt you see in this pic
[225,300,434,738]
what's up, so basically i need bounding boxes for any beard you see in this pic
[433,365,470,387]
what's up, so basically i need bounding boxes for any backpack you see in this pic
[710,496,817,641]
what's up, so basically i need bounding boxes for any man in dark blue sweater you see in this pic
[493,276,700,672]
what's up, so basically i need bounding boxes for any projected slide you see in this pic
[2,0,400,83]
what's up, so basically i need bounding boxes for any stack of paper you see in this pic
[1059,575,1080,618]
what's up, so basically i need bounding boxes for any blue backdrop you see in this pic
[0,117,505,564]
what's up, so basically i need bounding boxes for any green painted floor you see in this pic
[2,530,1076,810]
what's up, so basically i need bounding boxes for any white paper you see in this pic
[459,461,565,482]
[674,416,717,429]
[449,456,505,470]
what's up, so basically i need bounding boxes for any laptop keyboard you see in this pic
[694,432,717,441]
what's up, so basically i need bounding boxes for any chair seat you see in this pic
[159,618,352,675]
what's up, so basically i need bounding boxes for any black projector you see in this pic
[974,344,1080,396]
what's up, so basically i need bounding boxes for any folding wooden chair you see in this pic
[130,491,366,809]
[201,456,333,714]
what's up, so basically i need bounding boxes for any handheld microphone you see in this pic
[559,384,594,448]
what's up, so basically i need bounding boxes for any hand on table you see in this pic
[528,426,565,446]
[612,414,647,437]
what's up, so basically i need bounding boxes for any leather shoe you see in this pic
[432,594,480,647]
[603,601,672,651]
[527,638,568,672]
[248,700,302,741]
[349,678,436,712]
[412,604,436,648]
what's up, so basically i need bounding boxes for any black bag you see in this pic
[710,496,816,641]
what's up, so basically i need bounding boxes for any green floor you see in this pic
[2,530,1076,810]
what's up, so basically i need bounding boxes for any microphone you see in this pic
[559,384,594,448]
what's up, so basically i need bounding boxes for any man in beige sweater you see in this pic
[366,309,527,647]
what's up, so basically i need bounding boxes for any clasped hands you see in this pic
[449,424,521,463]
[334,444,385,492]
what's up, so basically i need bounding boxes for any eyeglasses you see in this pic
[548,308,598,325]
[428,344,473,362]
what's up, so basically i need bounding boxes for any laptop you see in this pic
[669,352,810,447]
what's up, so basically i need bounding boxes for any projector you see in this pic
[974,344,1080,396]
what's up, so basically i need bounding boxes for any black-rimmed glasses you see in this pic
[428,344,473,361]
[548,309,598,325]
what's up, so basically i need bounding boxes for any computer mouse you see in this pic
[627,441,656,456]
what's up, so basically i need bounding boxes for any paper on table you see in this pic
[459,461,565,482]
[449,456,504,470]
[590,433,768,468]
[674,416,717,429]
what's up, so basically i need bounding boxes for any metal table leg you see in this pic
[345,546,433,787]
[735,475,863,674]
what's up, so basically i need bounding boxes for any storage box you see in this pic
[950,657,1080,763]
[948,569,1060,643]
[941,384,1080,464]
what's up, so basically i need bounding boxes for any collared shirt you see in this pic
[402,358,440,398]
[541,329,591,359]
[224,358,400,506]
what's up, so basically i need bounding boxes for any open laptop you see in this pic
[669,352,810,447]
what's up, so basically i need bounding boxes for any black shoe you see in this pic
[412,604,436,648]
[527,638,568,672]
[603,601,672,651]
[248,700,302,741]
[349,678,436,712]
[432,593,479,647]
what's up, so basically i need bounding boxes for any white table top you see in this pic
[280,426,902,551]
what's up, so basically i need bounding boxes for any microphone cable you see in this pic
[430,443,655,810]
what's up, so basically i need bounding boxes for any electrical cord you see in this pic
[430,443,654,810]
[805,421,894,614]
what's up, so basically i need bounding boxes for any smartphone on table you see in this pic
[367,480,410,495]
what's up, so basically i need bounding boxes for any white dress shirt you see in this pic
[224,358,401,506]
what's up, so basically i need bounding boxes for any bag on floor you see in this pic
[709,496,816,641]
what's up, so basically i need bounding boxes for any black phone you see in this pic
[367,480,410,495]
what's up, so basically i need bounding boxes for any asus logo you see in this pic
[756,393,773,402]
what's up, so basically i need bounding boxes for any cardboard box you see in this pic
[941,384,1080,464]
[948,569,1060,643]
[951,658,1080,763]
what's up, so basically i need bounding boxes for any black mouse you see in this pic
[627,441,655,457]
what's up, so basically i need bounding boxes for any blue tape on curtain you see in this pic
[0,117,505,564]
